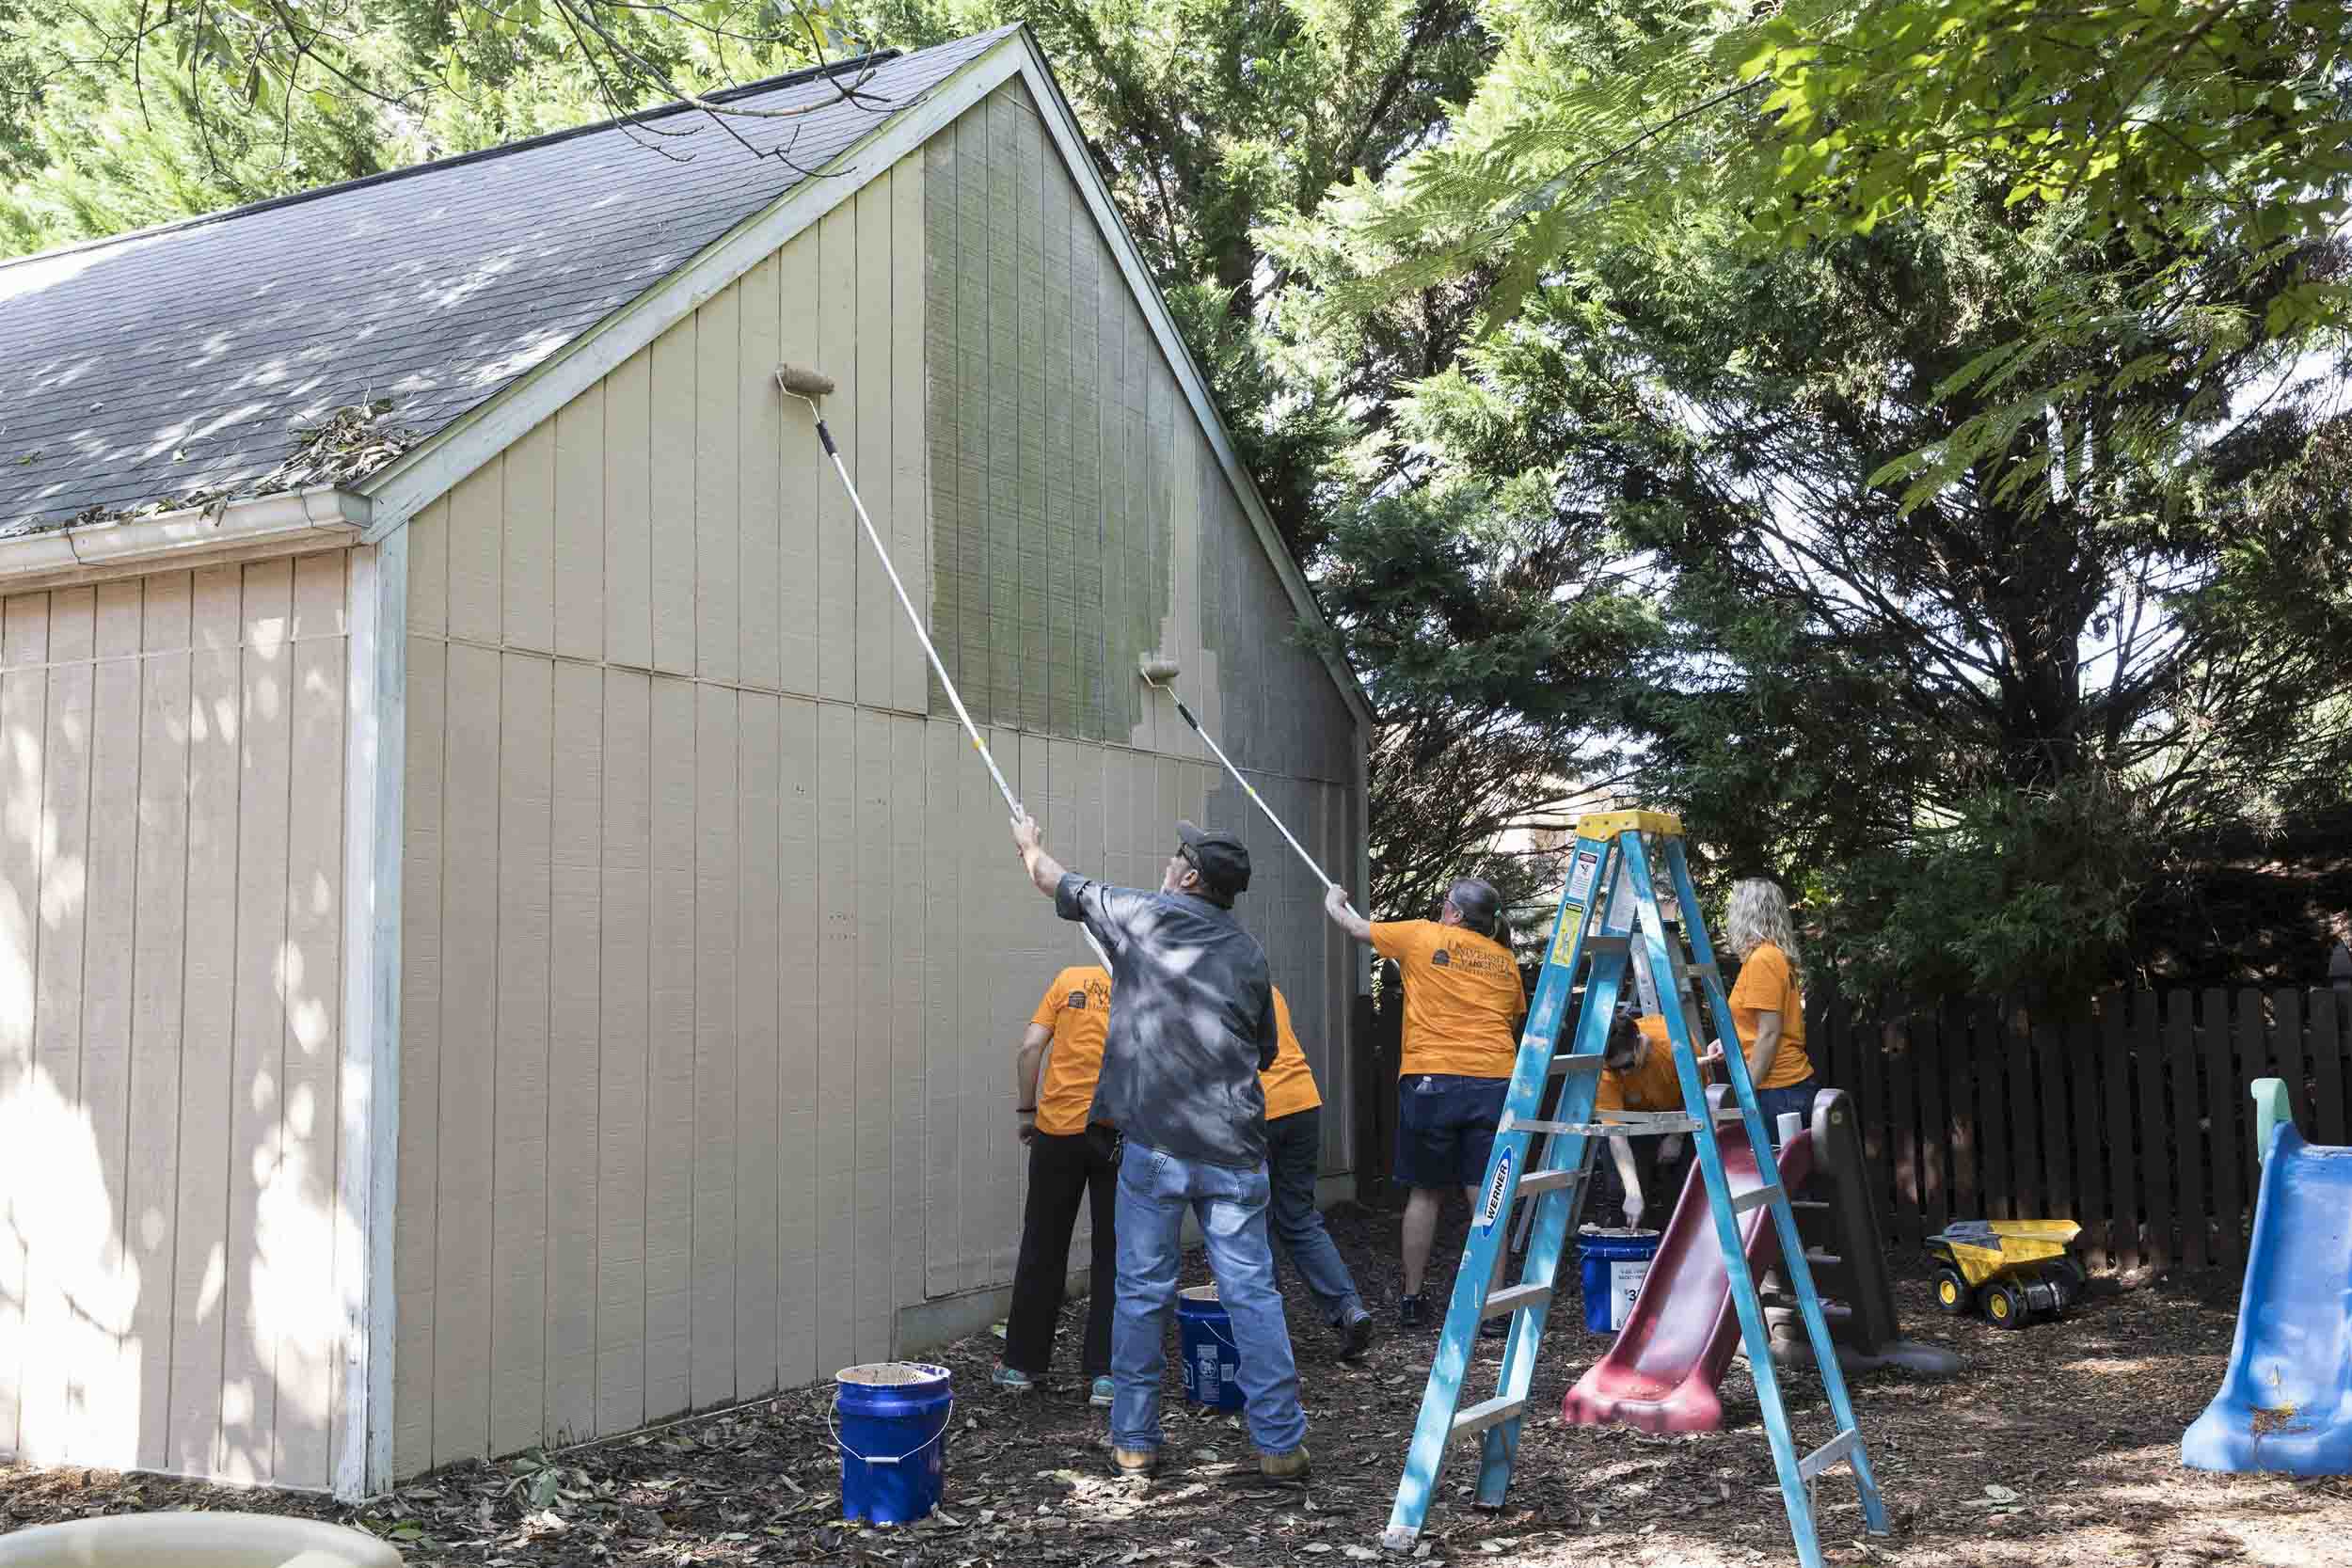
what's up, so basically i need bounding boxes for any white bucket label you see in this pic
[1609,1259,1651,1329]
[1478,1148,1515,1229]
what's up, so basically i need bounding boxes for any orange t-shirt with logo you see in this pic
[1259,986,1323,1121]
[1372,919,1528,1080]
[1727,942,1813,1089]
[1596,1015,1690,1114]
[1030,965,1112,1135]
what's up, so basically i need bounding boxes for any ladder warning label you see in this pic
[1547,908,1582,969]
[1566,849,1600,905]
[1478,1148,1515,1229]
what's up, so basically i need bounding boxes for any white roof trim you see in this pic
[362,24,1374,731]
[0,485,367,590]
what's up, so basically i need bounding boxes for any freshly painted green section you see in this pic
[921,79,1175,744]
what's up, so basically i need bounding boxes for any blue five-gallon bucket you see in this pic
[1178,1285,1245,1410]
[834,1362,954,1524]
[1579,1227,1662,1333]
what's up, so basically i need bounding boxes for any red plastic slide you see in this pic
[1561,1119,1816,1433]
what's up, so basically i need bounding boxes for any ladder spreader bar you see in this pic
[1800,1430,1861,1481]
[1481,1283,1553,1319]
[1450,1396,1527,1437]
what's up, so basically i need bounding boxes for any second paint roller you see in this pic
[1140,657,1362,923]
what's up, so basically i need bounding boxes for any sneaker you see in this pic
[1398,1293,1427,1330]
[1260,1445,1311,1482]
[1338,1311,1376,1363]
[1089,1375,1115,1408]
[1110,1446,1159,1478]
[992,1365,1036,1393]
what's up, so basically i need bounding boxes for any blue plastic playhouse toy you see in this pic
[2182,1079,2352,1476]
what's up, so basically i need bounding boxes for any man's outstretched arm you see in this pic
[1011,811,1069,898]
[1324,882,1373,944]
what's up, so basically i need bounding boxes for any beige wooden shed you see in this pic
[0,26,1370,1498]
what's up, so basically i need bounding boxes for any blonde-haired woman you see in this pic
[1717,878,1818,1140]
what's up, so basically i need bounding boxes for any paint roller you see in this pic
[1139,656,1362,922]
[776,361,1116,971]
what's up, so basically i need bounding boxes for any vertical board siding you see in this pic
[0,561,352,1483]
[389,110,1366,1478]
[1804,987,2352,1275]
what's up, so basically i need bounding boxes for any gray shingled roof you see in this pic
[0,28,1012,536]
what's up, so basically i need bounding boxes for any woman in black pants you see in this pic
[996,965,1120,1405]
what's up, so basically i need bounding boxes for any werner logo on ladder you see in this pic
[1381,810,1891,1567]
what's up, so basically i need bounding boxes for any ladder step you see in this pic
[1450,1396,1528,1438]
[1516,1168,1581,1196]
[1481,1283,1553,1320]
[1799,1429,1861,1481]
[1549,1053,1606,1077]
[1558,1118,1698,1137]
[1730,1183,1783,1214]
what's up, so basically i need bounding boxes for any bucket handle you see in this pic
[1194,1317,1241,1354]
[829,1395,955,1466]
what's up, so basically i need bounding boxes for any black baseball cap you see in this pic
[1176,820,1251,898]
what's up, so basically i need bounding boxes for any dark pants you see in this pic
[1595,1131,1689,1229]
[1265,1108,1366,1326]
[1004,1125,1120,1378]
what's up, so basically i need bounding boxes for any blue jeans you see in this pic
[1112,1142,1308,1456]
[1267,1108,1366,1328]
[1755,1077,1820,1148]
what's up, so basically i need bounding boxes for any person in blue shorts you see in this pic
[1324,879,1527,1331]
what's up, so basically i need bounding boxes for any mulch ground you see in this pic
[6,1198,2349,1567]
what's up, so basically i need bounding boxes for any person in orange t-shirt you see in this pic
[1324,877,1527,1330]
[1261,986,1375,1360]
[1701,878,1818,1148]
[1595,1012,1701,1227]
[996,965,1120,1403]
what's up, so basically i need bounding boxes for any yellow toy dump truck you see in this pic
[1926,1220,2085,1329]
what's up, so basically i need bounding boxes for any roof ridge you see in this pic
[0,43,918,275]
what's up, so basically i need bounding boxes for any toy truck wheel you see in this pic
[1933,1268,1970,1316]
[1984,1280,2028,1329]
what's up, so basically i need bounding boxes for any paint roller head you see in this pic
[774,363,837,399]
[1139,656,1181,686]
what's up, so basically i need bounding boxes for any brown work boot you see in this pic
[1110,1446,1159,1479]
[1259,1445,1311,1482]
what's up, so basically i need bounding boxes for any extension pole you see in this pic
[1144,661,1362,923]
[780,364,1113,971]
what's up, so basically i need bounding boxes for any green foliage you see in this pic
[1296,0,2352,993]
[1338,0,2352,519]
[1815,780,2151,1001]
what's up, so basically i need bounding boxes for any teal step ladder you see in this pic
[1381,810,1891,1564]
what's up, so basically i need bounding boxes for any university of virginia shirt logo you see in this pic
[1431,949,1452,967]
[1069,990,1089,1009]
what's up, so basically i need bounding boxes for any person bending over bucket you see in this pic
[994,963,1120,1406]
[1010,812,1310,1483]
[1323,877,1527,1335]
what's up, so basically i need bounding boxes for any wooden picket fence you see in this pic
[1348,966,2351,1274]
[1811,986,2352,1275]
